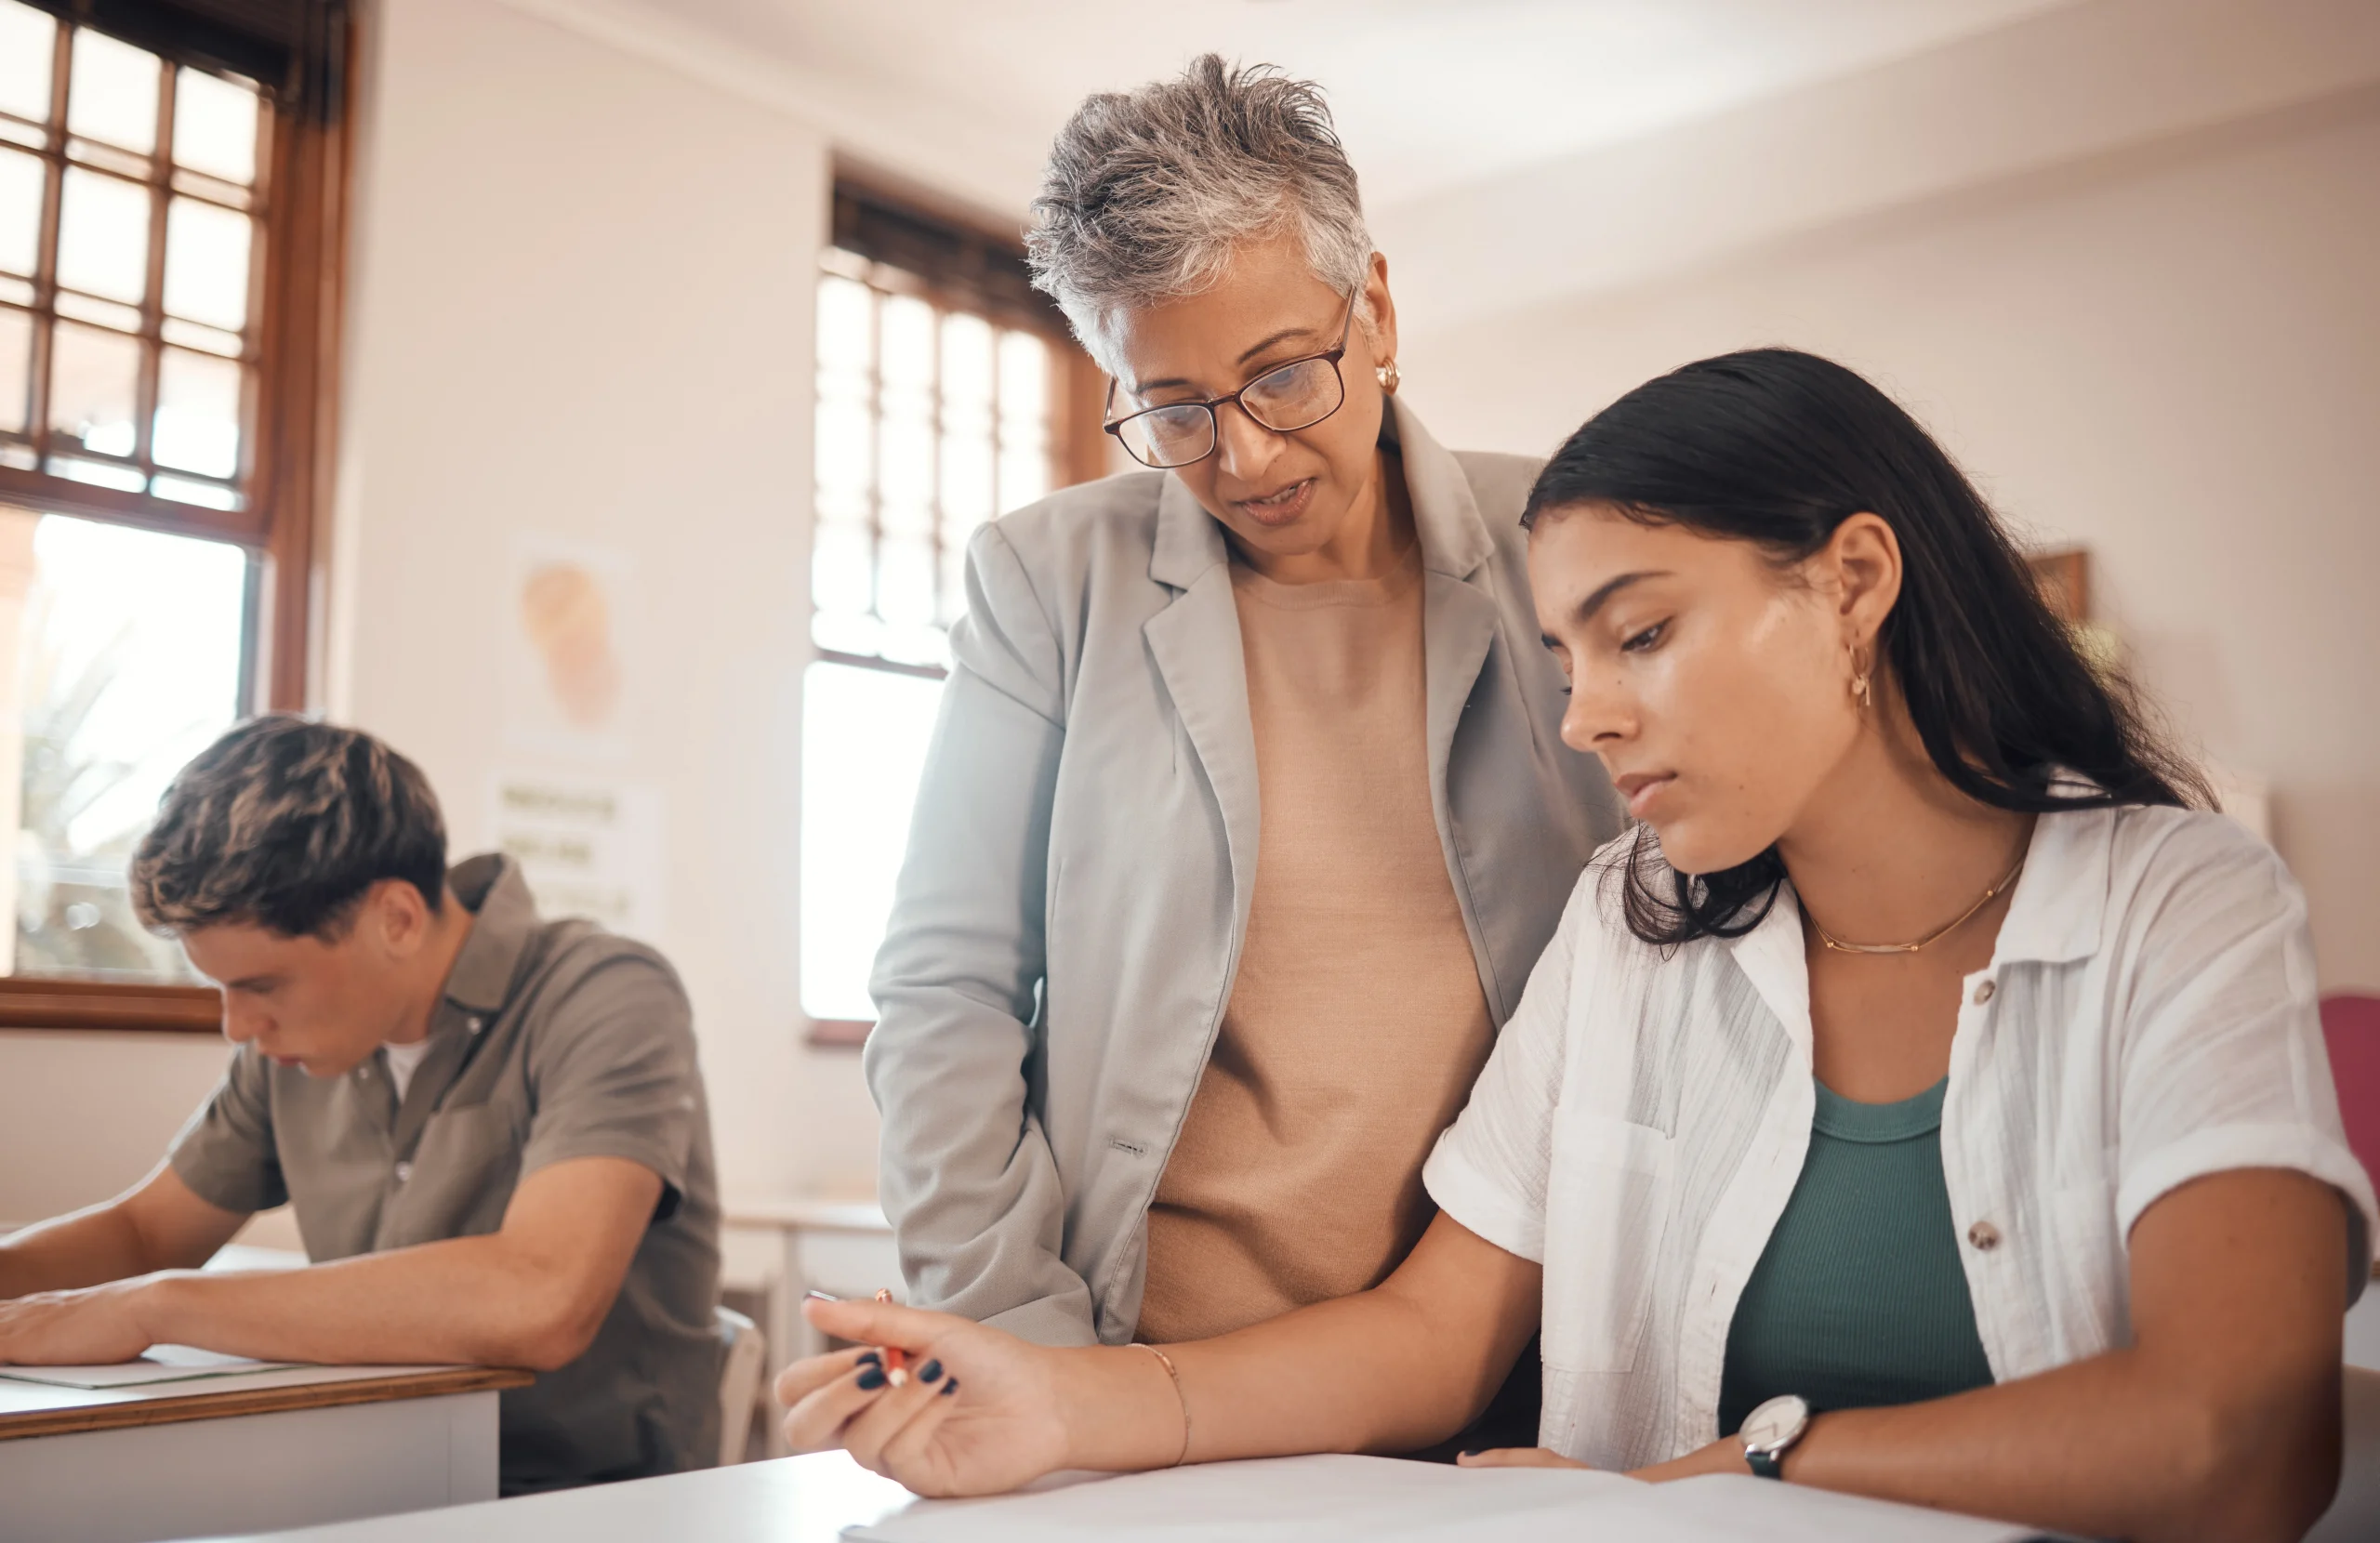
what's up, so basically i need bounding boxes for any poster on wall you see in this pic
[503,534,637,761]
[486,772,666,943]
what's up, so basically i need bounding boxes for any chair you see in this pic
[715,1304,767,1468]
[2321,995,2380,1192]
[2306,1366,2380,1543]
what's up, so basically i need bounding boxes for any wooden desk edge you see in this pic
[0,1365,535,1441]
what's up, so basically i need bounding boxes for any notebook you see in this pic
[0,1343,304,1390]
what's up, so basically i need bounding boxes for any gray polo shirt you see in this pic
[168,854,722,1493]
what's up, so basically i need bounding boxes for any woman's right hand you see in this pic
[775,1295,1076,1497]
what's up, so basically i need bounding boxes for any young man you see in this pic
[0,717,721,1493]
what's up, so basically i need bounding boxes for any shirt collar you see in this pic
[1988,798,2113,967]
[1147,397,1495,590]
[1724,785,2117,1037]
[438,853,541,1019]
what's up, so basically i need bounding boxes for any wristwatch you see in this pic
[1739,1393,1813,1479]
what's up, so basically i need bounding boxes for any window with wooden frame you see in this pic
[0,0,351,1030]
[801,181,1108,1046]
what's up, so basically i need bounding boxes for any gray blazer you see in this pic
[864,400,1621,1346]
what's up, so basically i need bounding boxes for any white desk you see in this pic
[219,1452,912,1543]
[211,1451,2038,1543]
[0,1362,529,1543]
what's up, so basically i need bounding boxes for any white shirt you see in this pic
[380,1036,435,1103]
[1423,800,2377,1470]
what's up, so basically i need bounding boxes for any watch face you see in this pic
[1740,1394,1810,1453]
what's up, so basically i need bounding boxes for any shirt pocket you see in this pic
[392,1103,524,1243]
[1540,1115,1675,1377]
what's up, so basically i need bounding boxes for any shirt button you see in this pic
[1972,980,1996,1005]
[355,1065,371,1080]
[394,1162,415,1183]
[465,1015,483,1033]
[1967,1220,2002,1251]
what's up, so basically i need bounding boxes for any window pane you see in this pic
[878,534,934,628]
[941,313,992,409]
[163,196,250,331]
[162,316,242,357]
[171,68,258,186]
[811,521,873,618]
[48,322,139,457]
[152,473,238,509]
[0,145,40,277]
[13,513,247,982]
[938,431,992,534]
[57,166,151,303]
[998,331,1052,512]
[154,347,240,476]
[54,289,139,332]
[46,454,143,490]
[0,2,57,125]
[66,29,158,154]
[814,389,872,506]
[879,295,933,390]
[878,408,932,535]
[816,275,871,374]
[878,296,934,537]
[0,303,27,433]
[938,542,969,629]
[800,660,942,1021]
[939,311,995,553]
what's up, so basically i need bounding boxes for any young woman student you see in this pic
[780,349,2376,1543]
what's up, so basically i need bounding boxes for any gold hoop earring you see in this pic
[1849,646,1872,708]
[1375,359,1400,394]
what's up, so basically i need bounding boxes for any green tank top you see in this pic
[1717,1077,1995,1436]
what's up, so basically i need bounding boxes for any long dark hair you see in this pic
[1523,349,2205,947]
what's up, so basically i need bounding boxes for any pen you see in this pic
[873,1287,910,1385]
[805,1287,910,1387]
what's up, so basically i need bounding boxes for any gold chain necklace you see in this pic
[1806,852,2027,956]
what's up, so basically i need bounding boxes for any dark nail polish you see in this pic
[919,1359,944,1384]
[1460,1449,1481,1458]
[940,1377,960,1397]
[856,1366,887,1391]
[856,1351,880,1368]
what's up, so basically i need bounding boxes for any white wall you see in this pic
[3,0,878,1232]
[332,0,873,1204]
[1400,92,2380,990]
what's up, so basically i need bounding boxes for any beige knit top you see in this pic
[1136,544,1497,1343]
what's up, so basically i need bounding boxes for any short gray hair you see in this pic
[131,716,449,939]
[1026,55,1373,367]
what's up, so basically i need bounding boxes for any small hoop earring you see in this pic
[1375,359,1400,394]
[1849,646,1872,708]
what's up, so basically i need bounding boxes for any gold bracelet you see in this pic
[1132,1341,1191,1468]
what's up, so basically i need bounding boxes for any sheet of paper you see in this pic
[0,1344,304,1390]
[843,1455,2044,1543]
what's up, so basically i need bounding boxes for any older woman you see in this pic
[859,52,1618,1378]
[788,349,2372,1543]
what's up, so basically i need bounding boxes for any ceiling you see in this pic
[608,0,2077,215]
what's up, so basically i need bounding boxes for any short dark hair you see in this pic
[131,716,449,939]
[1522,348,2206,948]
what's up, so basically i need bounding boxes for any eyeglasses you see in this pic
[1102,287,1359,470]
